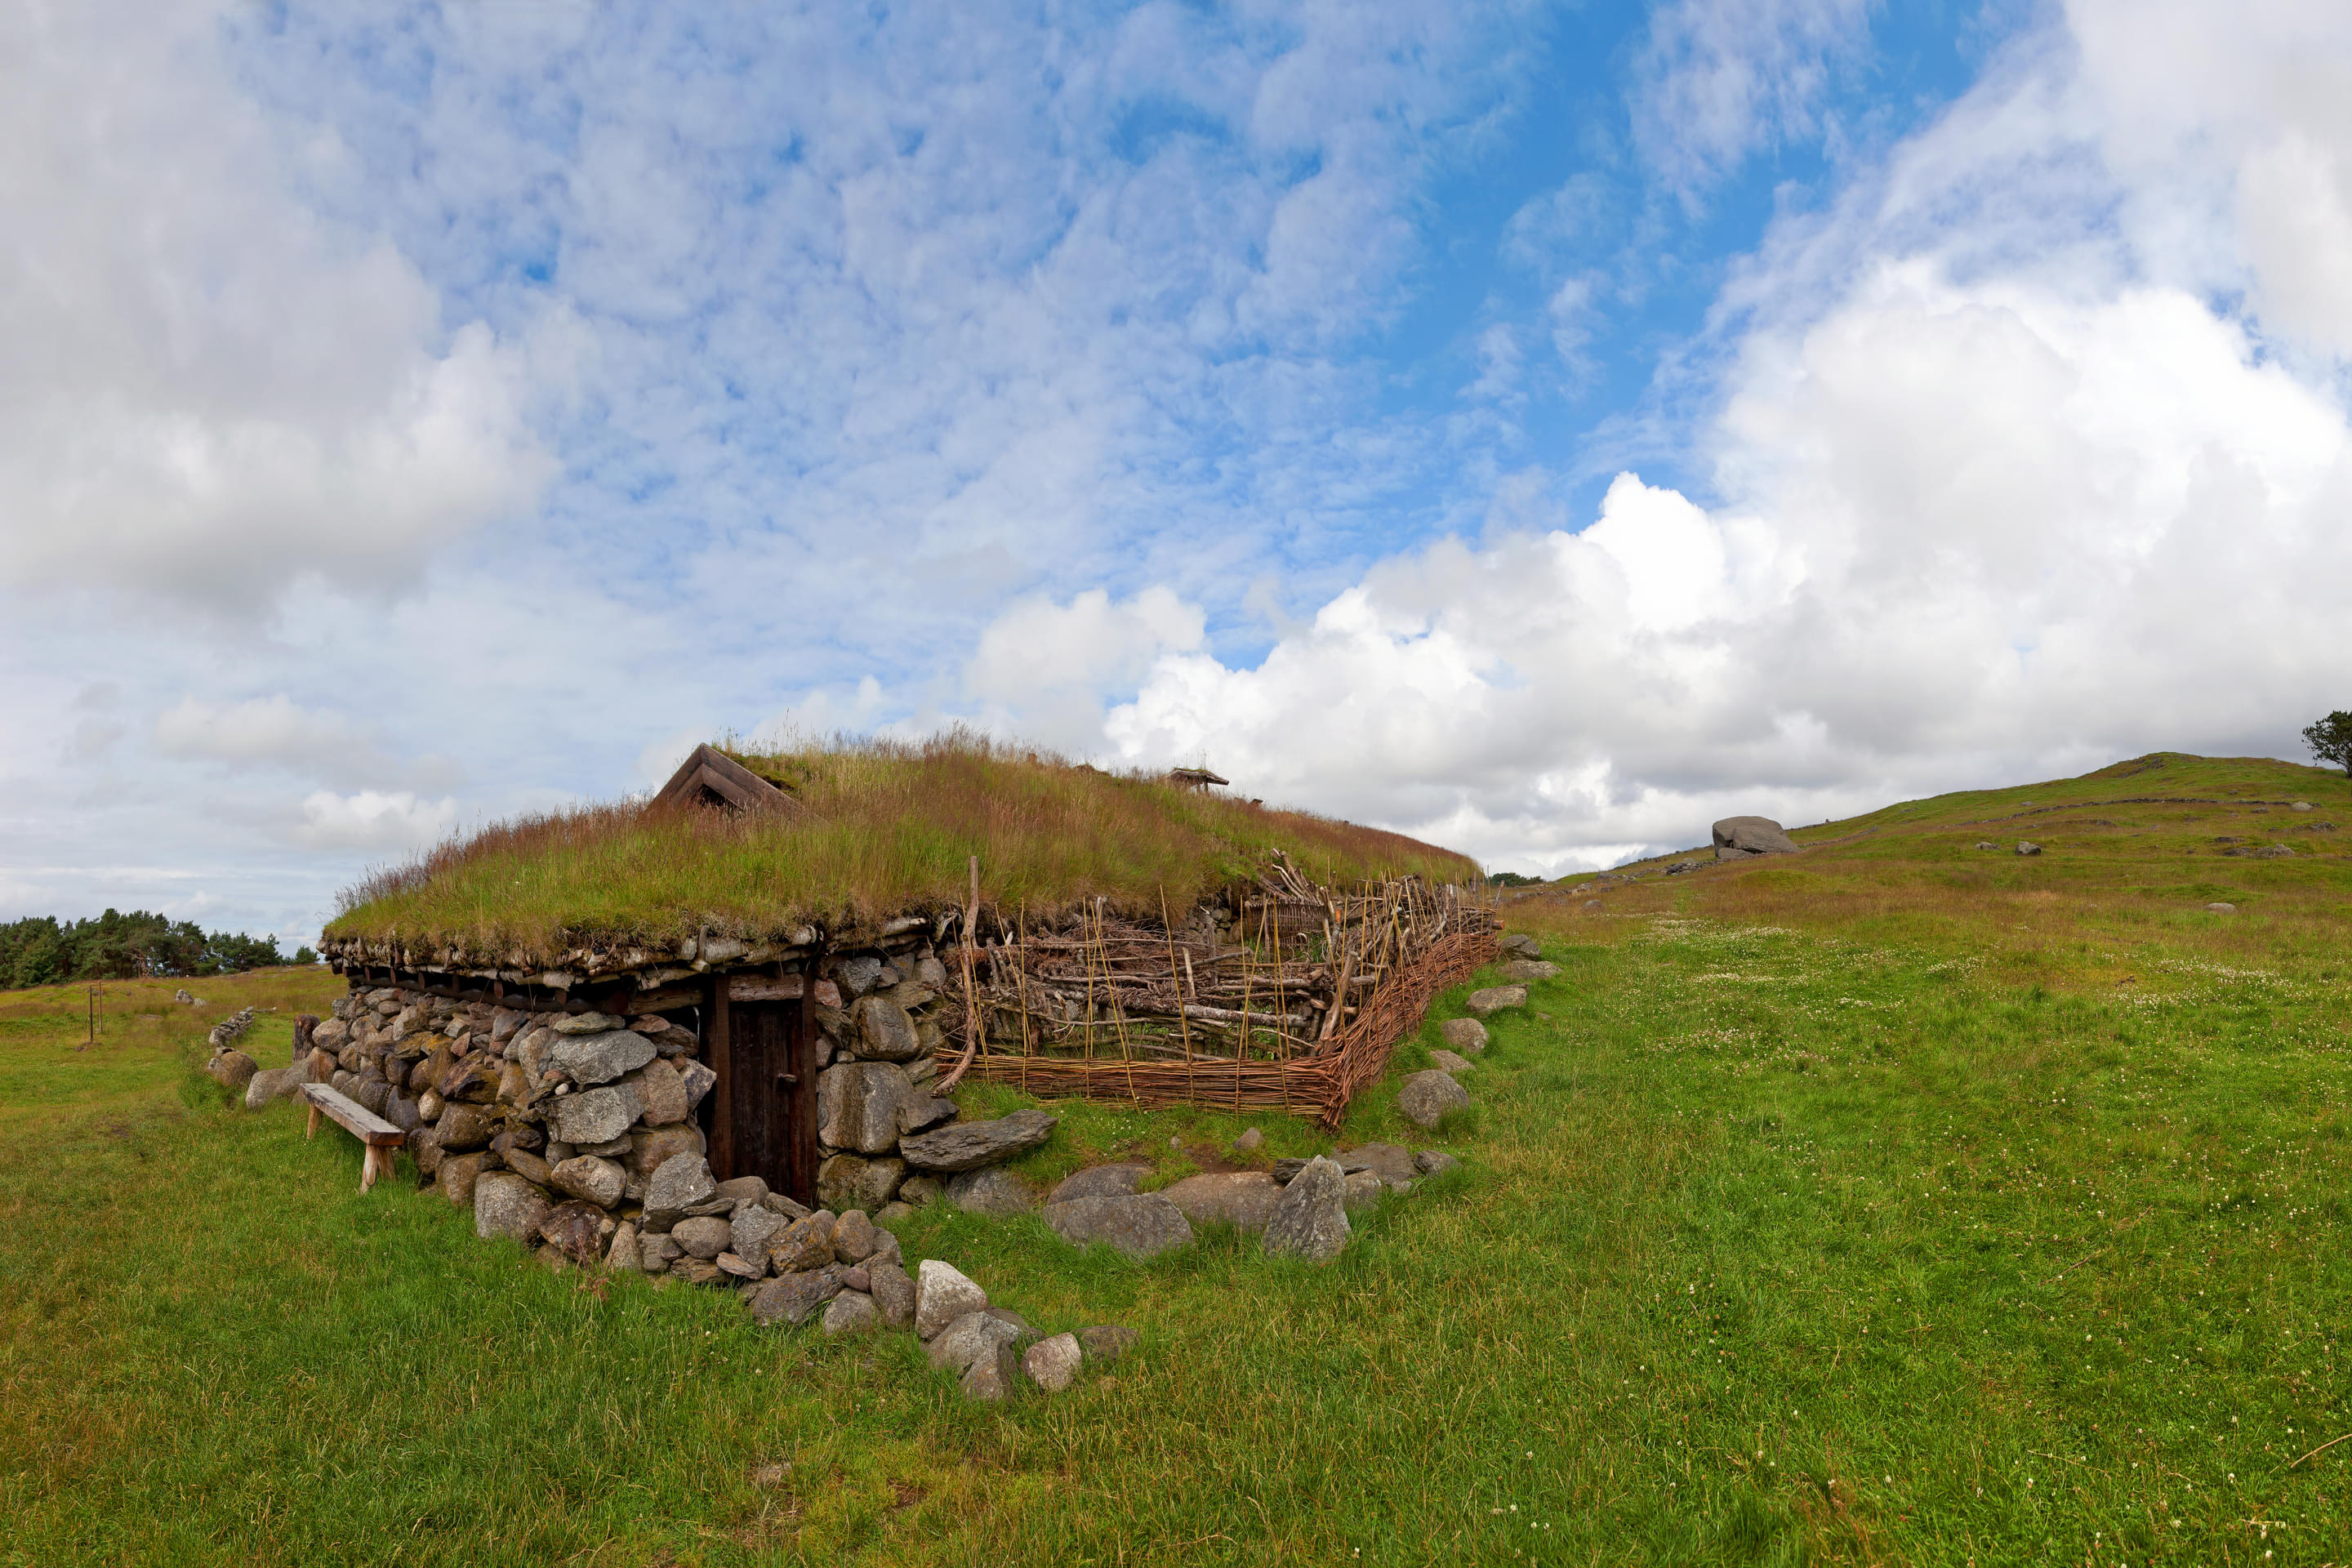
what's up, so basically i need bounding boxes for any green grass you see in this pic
[327,732,1482,965]
[8,754,2352,1563]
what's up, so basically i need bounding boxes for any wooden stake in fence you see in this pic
[937,855,985,1094]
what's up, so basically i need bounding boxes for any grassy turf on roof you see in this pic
[327,733,1482,958]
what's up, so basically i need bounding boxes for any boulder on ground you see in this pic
[1335,1143,1417,1191]
[1343,1169,1384,1211]
[947,1168,1040,1217]
[2016,841,2042,857]
[2206,902,2238,914]
[822,1292,880,1336]
[1262,1156,1349,1263]
[1078,1324,1139,1362]
[1498,933,1542,960]
[960,1339,1021,1401]
[1044,1193,1194,1260]
[1396,1070,1471,1129]
[1047,1163,1149,1204]
[1414,1149,1462,1177]
[1161,1171,1281,1231]
[1232,1127,1264,1154]
[1439,1018,1488,1055]
[749,1266,847,1326]
[914,1259,988,1339]
[1713,816,1799,858]
[1464,986,1526,1018]
[899,1108,1058,1172]
[1499,960,1560,982]
[1025,1332,1082,1392]
[207,1050,257,1092]
[869,1261,916,1330]
[927,1309,1030,1374]
[1428,1049,1473,1074]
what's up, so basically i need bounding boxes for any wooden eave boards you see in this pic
[651,743,801,816]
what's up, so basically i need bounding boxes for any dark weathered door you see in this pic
[720,998,818,1205]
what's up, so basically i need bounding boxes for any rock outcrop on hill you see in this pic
[1713,816,1800,858]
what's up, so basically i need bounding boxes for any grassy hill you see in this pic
[5,751,2349,1563]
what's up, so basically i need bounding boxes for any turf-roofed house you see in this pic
[303,737,1494,1273]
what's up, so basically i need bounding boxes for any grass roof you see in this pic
[327,733,1483,959]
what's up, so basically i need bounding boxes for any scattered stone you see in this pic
[644,1152,718,1226]
[2292,801,2314,812]
[1335,1143,1417,1190]
[960,1340,1020,1401]
[1343,1169,1384,1211]
[2206,902,2238,914]
[673,1214,733,1260]
[831,1209,880,1263]
[670,1257,726,1287]
[1975,841,1998,851]
[1464,986,1526,1018]
[1498,933,1542,960]
[915,1259,989,1339]
[474,1171,552,1245]
[1713,816,1800,858]
[1025,1332,1082,1392]
[822,1291,880,1336]
[1045,1193,1194,1260]
[550,1155,626,1208]
[1428,1049,1473,1074]
[2016,842,2042,857]
[1414,1149,1461,1176]
[1396,1070,1471,1129]
[1160,1171,1281,1231]
[1077,1325,1138,1362]
[1498,960,1560,982]
[1263,1156,1349,1263]
[927,1310,1027,1374]
[548,1083,642,1145]
[540,1199,612,1263]
[869,1262,916,1330]
[173,987,195,1004]
[749,1266,847,1326]
[1665,859,1700,875]
[207,1049,257,1092]
[1232,1127,1264,1154]
[1047,1164,1150,1204]
[948,1168,1041,1216]
[899,1108,1058,1172]
[1440,1018,1489,1054]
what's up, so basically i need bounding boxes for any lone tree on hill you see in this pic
[2303,711,2352,774]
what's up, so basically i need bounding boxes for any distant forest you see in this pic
[0,910,314,991]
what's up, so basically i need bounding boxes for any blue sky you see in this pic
[4,0,2350,946]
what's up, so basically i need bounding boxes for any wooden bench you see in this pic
[301,1083,407,1192]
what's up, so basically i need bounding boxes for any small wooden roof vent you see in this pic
[653,744,802,815]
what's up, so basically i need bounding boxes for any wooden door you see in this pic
[717,997,818,1205]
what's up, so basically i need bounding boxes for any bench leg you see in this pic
[361,1144,387,1194]
[305,1104,321,1141]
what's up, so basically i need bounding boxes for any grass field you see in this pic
[5,751,2350,1564]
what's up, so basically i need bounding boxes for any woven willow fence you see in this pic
[935,868,1498,1127]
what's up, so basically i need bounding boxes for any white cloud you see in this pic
[965,589,1206,754]
[154,696,359,765]
[295,791,458,852]
[1631,0,1875,197]
[0,0,550,609]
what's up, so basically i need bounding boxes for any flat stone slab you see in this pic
[899,1108,1058,1172]
[1043,1193,1194,1260]
[1498,960,1559,982]
[1159,1171,1281,1232]
[1464,985,1526,1018]
[1334,1143,1416,1190]
[1428,1049,1473,1074]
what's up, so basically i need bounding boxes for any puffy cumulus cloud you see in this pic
[294,791,458,853]
[0,0,550,610]
[964,589,1206,754]
[1104,263,2352,872]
